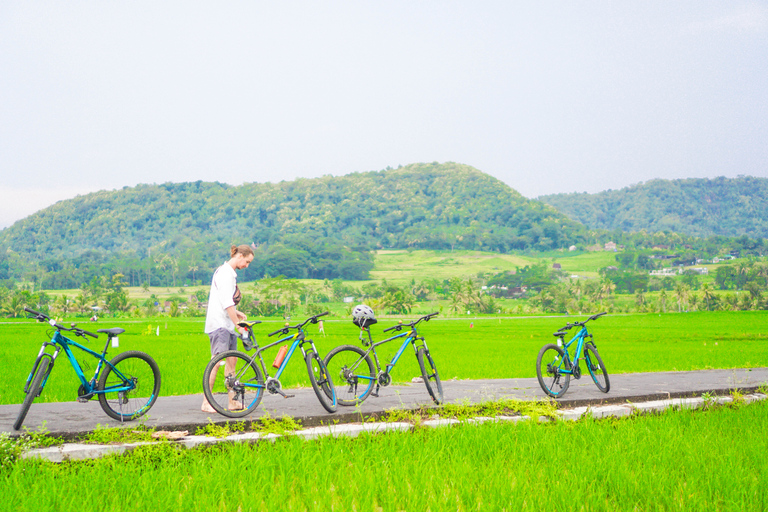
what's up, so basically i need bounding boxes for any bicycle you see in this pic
[535,312,610,398]
[15,308,162,430]
[201,312,337,417]
[323,312,443,406]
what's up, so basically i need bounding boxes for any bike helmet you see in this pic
[351,304,377,328]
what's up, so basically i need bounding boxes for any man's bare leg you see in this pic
[202,364,219,413]
[226,355,245,410]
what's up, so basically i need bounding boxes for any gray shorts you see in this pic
[209,328,237,356]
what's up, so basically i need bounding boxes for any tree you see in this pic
[700,283,716,311]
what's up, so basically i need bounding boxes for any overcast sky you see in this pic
[1,2,767,229]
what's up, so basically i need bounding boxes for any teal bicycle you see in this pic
[15,308,161,430]
[536,312,610,398]
[323,312,443,406]
[201,312,337,417]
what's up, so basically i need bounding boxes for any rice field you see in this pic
[1,311,767,406]
[2,400,766,511]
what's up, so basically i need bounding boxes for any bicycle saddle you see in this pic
[97,328,125,337]
[238,320,262,328]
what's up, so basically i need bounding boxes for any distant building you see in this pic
[604,241,617,251]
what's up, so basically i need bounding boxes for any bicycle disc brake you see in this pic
[340,367,359,392]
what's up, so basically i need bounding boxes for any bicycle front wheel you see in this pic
[98,351,161,421]
[14,356,51,431]
[584,343,610,393]
[202,350,264,418]
[416,347,443,405]
[306,350,337,413]
[323,345,376,406]
[536,344,571,398]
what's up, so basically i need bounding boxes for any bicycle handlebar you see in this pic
[268,311,329,337]
[556,312,607,332]
[24,307,99,339]
[383,312,439,333]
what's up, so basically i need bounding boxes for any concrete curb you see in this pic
[21,393,766,463]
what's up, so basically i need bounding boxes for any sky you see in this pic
[1,2,767,229]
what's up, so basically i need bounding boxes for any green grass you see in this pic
[2,401,766,511]
[2,311,767,406]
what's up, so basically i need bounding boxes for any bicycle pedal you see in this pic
[273,388,295,399]
[77,396,90,403]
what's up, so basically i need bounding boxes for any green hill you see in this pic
[538,176,768,238]
[0,162,585,288]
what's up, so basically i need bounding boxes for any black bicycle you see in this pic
[202,312,337,417]
[323,312,443,406]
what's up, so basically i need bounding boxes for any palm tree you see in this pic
[700,283,715,311]
[188,264,199,285]
[674,282,690,312]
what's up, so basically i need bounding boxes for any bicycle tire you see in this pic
[14,356,51,431]
[306,350,337,413]
[202,350,264,418]
[98,351,162,421]
[323,345,376,406]
[584,343,610,393]
[416,346,443,405]
[536,344,571,398]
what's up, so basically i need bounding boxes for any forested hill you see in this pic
[0,162,584,288]
[538,176,768,239]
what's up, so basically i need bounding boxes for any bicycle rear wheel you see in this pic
[14,356,51,431]
[306,350,337,413]
[584,343,610,393]
[202,350,264,418]
[416,347,443,404]
[323,345,376,406]
[98,351,161,421]
[536,344,571,398]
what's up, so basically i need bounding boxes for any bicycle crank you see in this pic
[377,372,391,387]
[572,363,581,379]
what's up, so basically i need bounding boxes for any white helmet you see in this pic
[351,304,377,328]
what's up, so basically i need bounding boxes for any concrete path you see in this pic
[2,367,767,438]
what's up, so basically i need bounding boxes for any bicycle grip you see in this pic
[383,322,403,333]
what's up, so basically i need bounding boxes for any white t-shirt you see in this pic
[204,263,237,334]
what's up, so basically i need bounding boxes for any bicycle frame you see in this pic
[556,326,591,376]
[352,326,429,384]
[25,329,133,397]
[235,324,324,392]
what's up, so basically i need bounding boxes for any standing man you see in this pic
[201,244,254,413]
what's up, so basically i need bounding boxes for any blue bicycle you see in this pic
[536,312,610,398]
[201,312,337,417]
[15,308,161,430]
[323,312,443,406]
